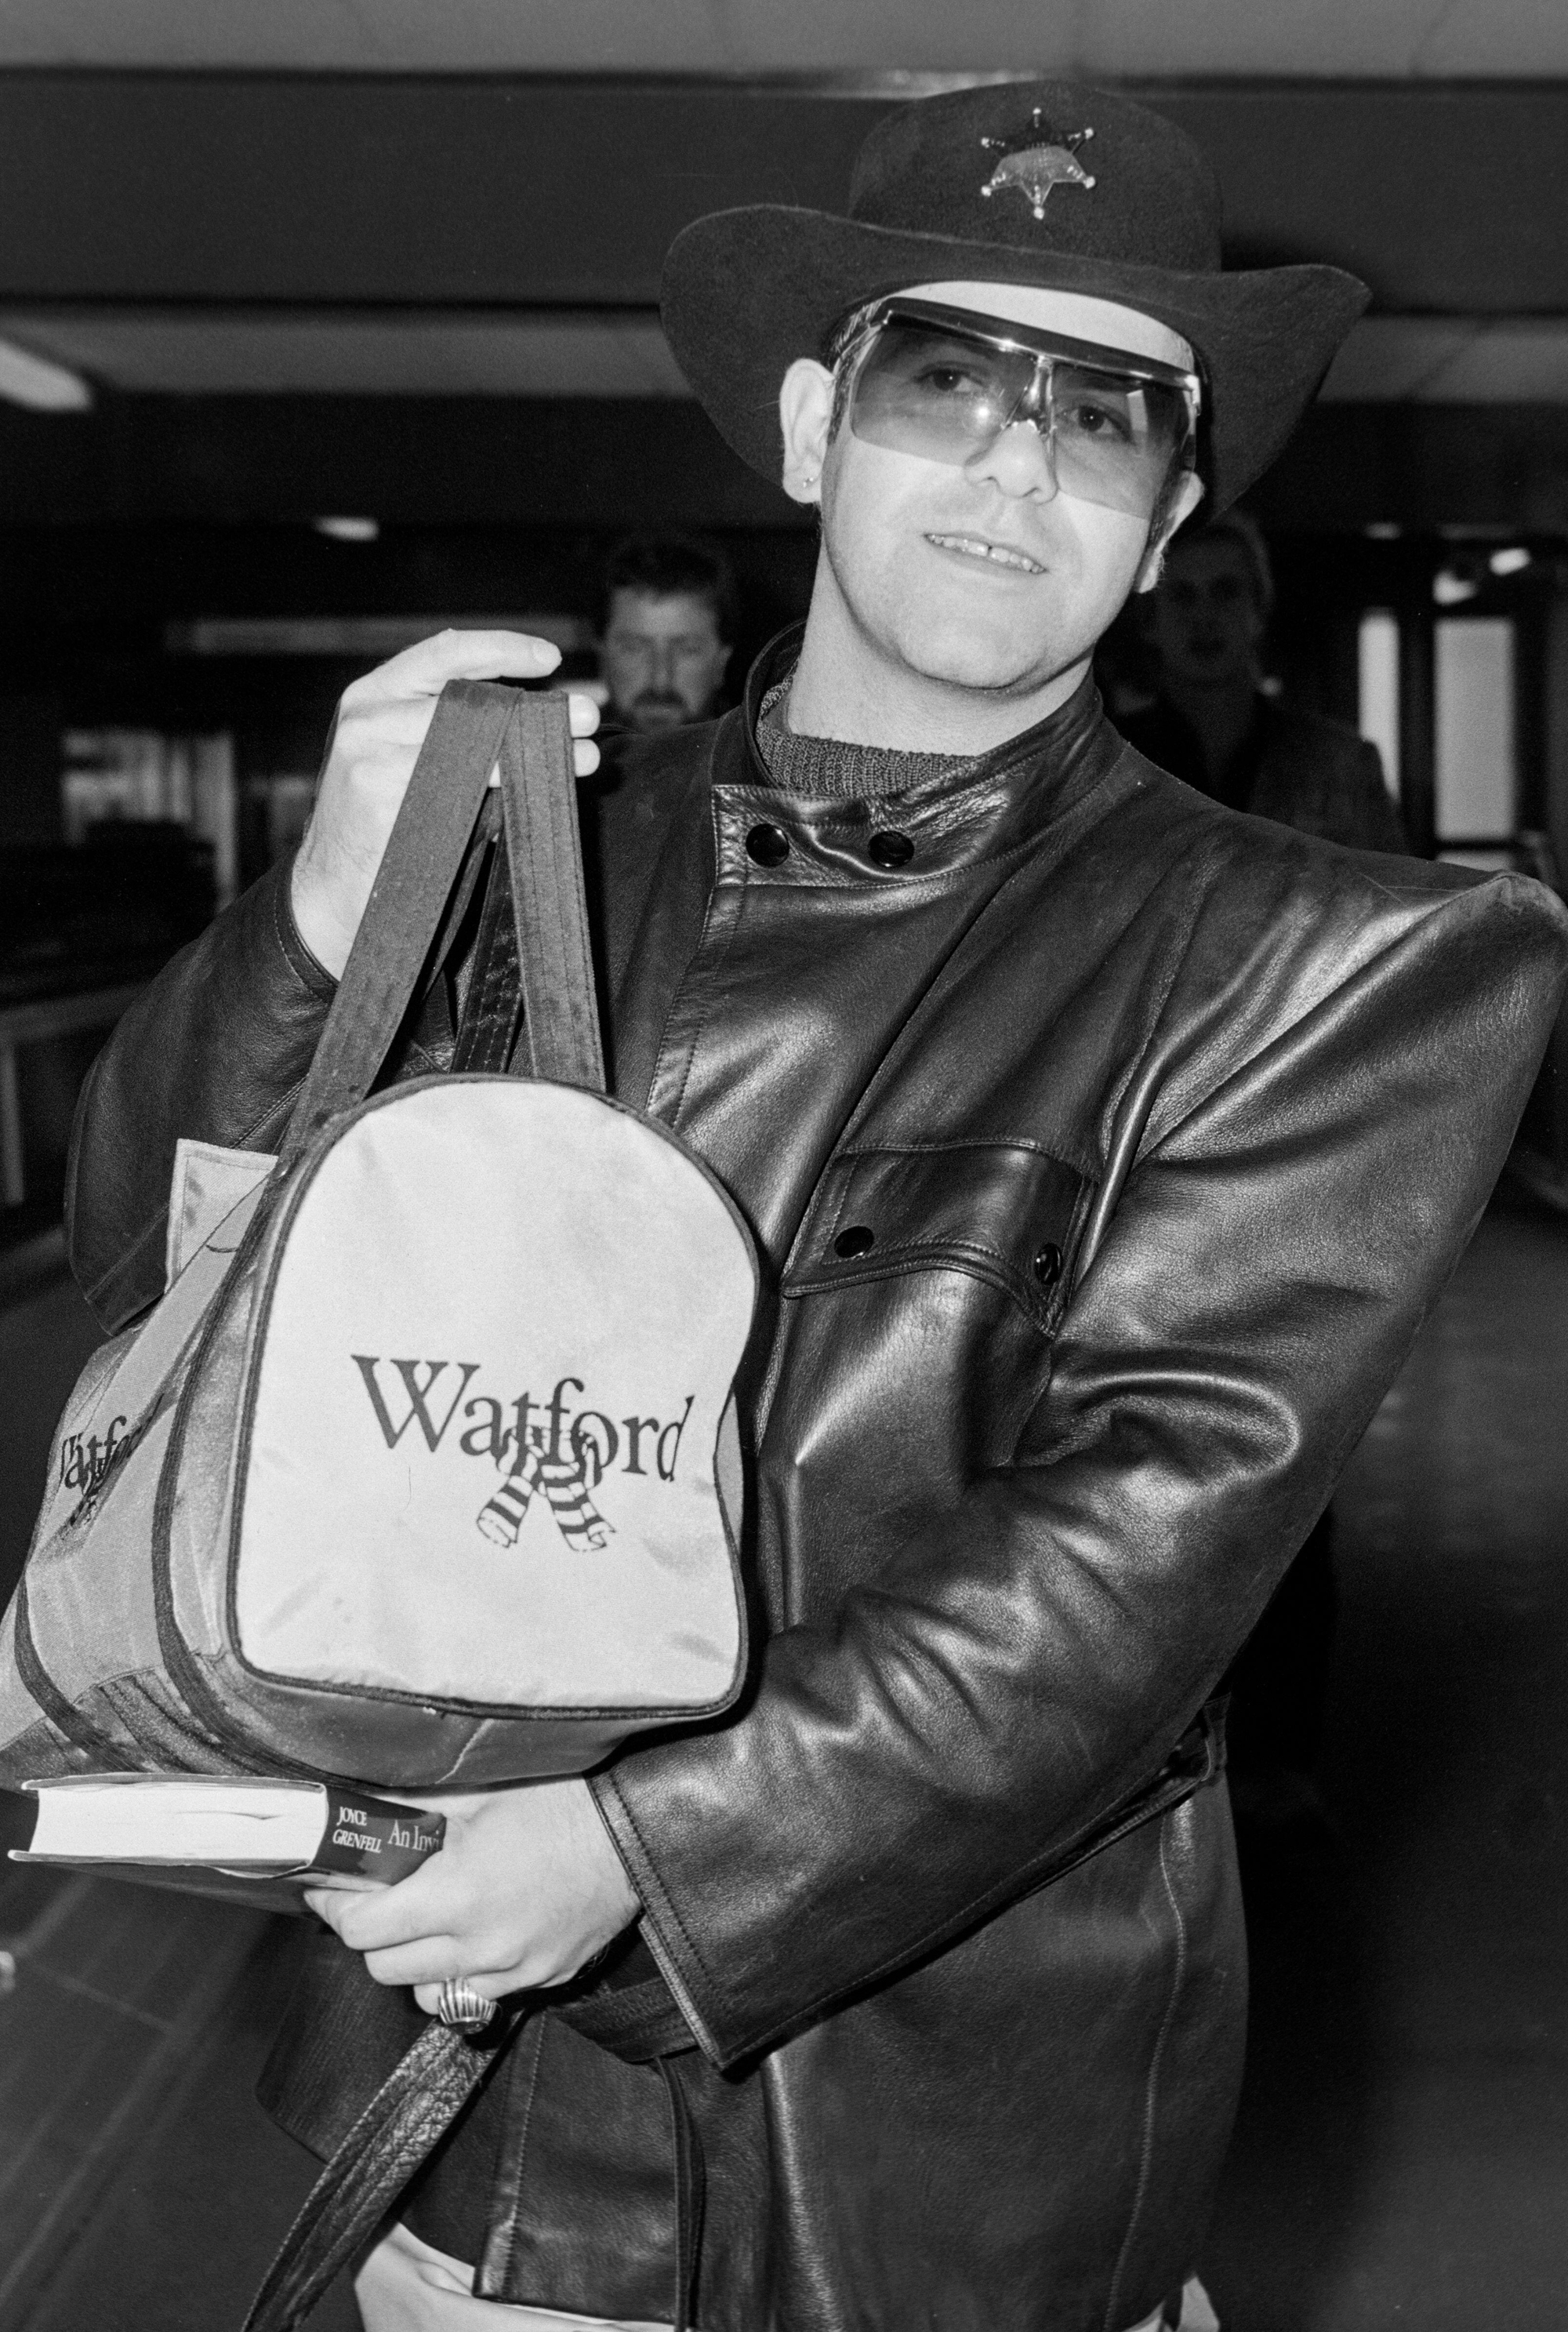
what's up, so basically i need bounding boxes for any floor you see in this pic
[1203,1195,1568,2329]
[0,1242,358,2332]
[1,1200,1566,2328]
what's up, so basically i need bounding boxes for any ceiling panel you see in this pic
[0,0,1566,76]
[1319,318,1486,401]
[0,311,691,397]
[1425,322,1568,402]
[1319,318,1568,402]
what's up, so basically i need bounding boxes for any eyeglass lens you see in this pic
[848,318,1191,514]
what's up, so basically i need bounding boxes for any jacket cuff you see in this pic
[272,847,339,1001]
[589,1767,728,2065]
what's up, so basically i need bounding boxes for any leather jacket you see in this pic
[67,637,1568,2332]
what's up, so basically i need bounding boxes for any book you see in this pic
[9,1774,445,1916]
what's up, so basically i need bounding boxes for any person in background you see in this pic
[1119,507,1408,854]
[596,534,738,736]
[1121,510,1406,1842]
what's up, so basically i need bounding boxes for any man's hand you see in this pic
[303,1774,639,2010]
[292,630,602,979]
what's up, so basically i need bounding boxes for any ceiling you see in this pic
[0,55,1566,529]
[2,78,1566,311]
[1,0,1566,78]
[2,73,1567,411]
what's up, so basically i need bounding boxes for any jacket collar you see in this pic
[702,625,1125,878]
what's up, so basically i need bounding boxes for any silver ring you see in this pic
[435,1978,495,2030]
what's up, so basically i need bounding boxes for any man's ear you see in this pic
[1134,470,1207,596]
[779,359,834,507]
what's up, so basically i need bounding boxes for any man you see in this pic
[1119,507,1408,851]
[67,84,1567,2332]
[597,534,737,736]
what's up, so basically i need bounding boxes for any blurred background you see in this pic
[1,7,1567,2329]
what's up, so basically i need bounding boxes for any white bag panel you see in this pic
[166,1139,278,1287]
[234,1083,754,1713]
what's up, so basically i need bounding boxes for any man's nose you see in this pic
[965,419,1061,502]
[649,641,679,686]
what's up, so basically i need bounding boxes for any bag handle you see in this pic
[284,680,601,1164]
[238,2010,526,2332]
[497,692,605,1091]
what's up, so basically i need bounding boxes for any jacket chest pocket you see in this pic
[781,1142,1091,1335]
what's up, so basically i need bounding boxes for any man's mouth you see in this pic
[925,532,1045,576]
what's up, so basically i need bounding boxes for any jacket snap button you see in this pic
[868,830,914,870]
[1033,1241,1063,1288]
[834,1224,876,1259]
[746,823,790,867]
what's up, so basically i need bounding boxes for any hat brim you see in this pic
[662,208,1369,513]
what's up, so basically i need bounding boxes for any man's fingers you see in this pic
[361,1939,495,1989]
[568,695,601,738]
[351,627,564,699]
[303,1865,452,1951]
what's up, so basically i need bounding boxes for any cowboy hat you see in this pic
[661,82,1368,512]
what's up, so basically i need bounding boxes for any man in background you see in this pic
[1121,509,1406,1841]
[596,534,737,736]
[1120,507,1407,854]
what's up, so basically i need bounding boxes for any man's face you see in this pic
[817,420,1166,701]
[1145,538,1265,692]
[600,589,731,733]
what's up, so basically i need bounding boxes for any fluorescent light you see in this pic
[0,336,93,411]
[1433,568,1479,607]
[1364,522,1402,540]
[1489,545,1531,576]
[1357,611,1400,802]
[314,516,379,543]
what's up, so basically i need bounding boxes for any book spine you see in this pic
[310,1789,445,1883]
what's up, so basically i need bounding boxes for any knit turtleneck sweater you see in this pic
[756,680,983,797]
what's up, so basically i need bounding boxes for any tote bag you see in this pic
[0,682,755,1790]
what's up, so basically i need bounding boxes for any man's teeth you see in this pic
[927,533,1043,574]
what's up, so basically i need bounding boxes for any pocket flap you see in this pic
[783,1143,1089,1329]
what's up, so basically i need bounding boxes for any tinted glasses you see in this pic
[839,298,1201,517]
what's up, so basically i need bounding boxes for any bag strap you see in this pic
[239,2010,525,2332]
[239,1978,699,2332]
[283,679,601,1164]
[496,694,605,1092]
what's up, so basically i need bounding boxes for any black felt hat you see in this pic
[662,82,1368,512]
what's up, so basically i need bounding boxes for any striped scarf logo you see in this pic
[351,1360,695,1553]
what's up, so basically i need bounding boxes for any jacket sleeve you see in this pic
[592,871,1568,2067]
[66,858,335,1331]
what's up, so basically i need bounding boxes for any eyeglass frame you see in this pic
[825,294,1206,489]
